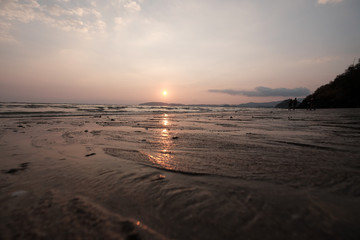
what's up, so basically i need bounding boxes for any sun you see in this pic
[162,90,168,96]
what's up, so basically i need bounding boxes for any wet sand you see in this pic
[1,108,360,239]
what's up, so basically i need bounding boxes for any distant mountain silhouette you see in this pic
[139,102,185,106]
[139,101,283,108]
[299,60,360,108]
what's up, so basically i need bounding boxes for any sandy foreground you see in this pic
[0,109,360,239]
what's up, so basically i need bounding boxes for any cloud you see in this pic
[0,0,41,23]
[0,0,106,41]
[123,1,141,12]
[209,86,310,97]
[317,0,343,4]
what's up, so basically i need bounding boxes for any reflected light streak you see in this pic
[146,126,175,170]
[161,129,168,137]
[163,113,169,127]
[147,153,175,170]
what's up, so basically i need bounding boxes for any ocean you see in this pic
[0,102,220,117]
[0,102,359,239]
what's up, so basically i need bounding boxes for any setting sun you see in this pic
[162,90,168,96]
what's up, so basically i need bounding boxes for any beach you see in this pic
[0,104,360,239]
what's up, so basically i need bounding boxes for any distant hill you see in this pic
[139,102,185,106]
[299,60,360,108]
[139,101,282,108]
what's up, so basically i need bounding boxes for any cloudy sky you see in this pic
[0,0,359,104]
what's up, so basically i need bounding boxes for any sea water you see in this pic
[0,102,359,239]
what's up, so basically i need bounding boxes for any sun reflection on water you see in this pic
[163,113,169,127]
[146,114,176,170]
[161,129,168,137]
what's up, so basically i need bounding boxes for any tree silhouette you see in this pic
[299,59,360,108]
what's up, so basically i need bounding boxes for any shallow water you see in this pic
[0,106,360,239]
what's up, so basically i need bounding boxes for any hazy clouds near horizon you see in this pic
[0,0,359,104]
[209,87,310,97]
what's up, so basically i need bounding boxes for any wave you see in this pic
[0,102,218,118]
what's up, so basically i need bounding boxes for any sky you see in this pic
[0,0,359,105]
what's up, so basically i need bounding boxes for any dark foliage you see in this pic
[299,60,360,108]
